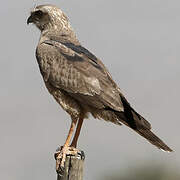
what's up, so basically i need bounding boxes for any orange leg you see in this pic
[71,116,84,148]
[56,117,77,168]
[64,118,77,147]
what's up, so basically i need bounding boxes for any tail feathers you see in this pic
[114,95,173,152]
[135,128,173,152]
[120,96,151,130]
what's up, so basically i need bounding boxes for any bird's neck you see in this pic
[40,26,80,45]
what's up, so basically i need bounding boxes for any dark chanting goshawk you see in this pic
[27,4,172,167]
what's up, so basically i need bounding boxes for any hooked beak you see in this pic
[27,14,34,25]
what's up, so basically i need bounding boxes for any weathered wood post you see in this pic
[55,150,85,180]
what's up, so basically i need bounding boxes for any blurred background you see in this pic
[0,0,180,180]
[100,162,180,180]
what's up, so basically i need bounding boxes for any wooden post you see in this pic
[55,150,85,180]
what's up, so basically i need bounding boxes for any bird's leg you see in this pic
[55,117,78,169]
[70,115,84,148]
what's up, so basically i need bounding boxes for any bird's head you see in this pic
[27,4,71,32]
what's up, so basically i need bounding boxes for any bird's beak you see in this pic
[27,14,34,25]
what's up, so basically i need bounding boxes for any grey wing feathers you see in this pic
[36,40,124,111]
[36,39,173,152]
[36,41,92,95]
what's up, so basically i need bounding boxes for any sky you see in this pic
[0,0,180,180]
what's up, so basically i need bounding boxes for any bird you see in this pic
[27,4,172,167]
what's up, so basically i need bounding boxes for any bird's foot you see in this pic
[54,146,80,172]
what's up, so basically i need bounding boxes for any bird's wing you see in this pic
[36,39,124,111]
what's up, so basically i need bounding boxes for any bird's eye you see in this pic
[34,10,43,17]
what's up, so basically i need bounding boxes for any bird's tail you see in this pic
[114,95,173,152]
[135,128,172,152]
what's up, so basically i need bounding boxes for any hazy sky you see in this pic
[0,1,180,180]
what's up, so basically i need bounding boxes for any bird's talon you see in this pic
[55,146,80,170]
[78,150,85,160]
